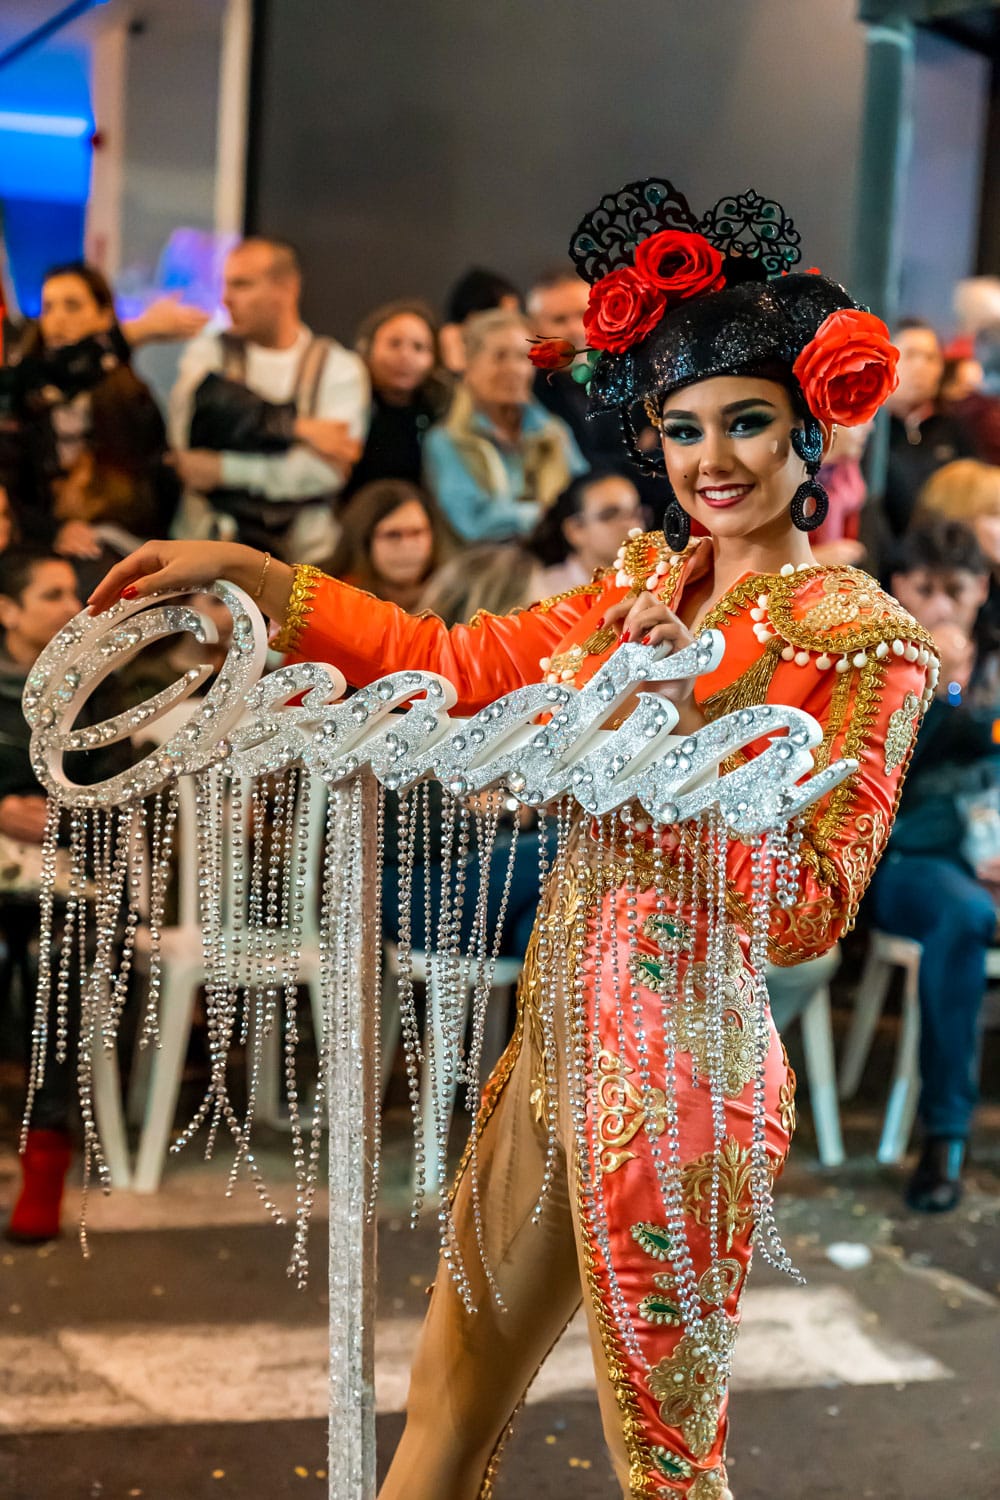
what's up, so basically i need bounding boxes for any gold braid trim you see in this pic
[534,576,609,613]
[807,655,886,897]
[618,531,704,599]
[700,637,783,722]
[271,563,326,653]
[578,1154,660,1498]
[621,529,669,585]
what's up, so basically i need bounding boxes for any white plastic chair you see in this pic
[126,708,328,1191]
[91,1008,133,1188]
[839,930,922,1164]
[766,945,845,1168]
[382,942,522,1196]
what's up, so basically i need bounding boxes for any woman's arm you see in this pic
[716,645,935,965]
[277,566,606,712]
[88,541,296,624]
[88,542,610,714]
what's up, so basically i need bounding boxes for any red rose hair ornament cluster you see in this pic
[544,177,899,547]
[792,307,899,427]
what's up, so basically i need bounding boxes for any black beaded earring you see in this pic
[789,418,829,533]
[663,488,691,551]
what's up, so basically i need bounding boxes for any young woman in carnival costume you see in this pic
[91,178,937,1499]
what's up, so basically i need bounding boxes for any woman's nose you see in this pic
[698,428,732,473]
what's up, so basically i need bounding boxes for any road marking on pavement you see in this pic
[0,1283,953,1433]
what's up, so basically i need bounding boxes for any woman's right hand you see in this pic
[86,540,264,615]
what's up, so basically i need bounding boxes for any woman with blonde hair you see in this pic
[918,459,1000,576]
[423,307,585,542]
[417,539,538,626]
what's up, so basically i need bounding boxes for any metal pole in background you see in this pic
[852,16,916,500]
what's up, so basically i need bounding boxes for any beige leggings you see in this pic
[377,1015,634,1500]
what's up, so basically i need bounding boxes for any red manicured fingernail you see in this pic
[641,634,651,645]
[120,585,138,599]
[595,615,605,627]
[621,628,631,642]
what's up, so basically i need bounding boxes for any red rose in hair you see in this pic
[527,337,578,373]
[792,309,899,426]
[583,266,666,354]
[633,229,725,300]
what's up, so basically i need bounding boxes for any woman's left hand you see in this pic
[603,591,695,654]
[601,591,703,728]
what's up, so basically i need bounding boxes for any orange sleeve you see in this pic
[274,565,609,715]
[762,649,931,963]
[697,569,938,965]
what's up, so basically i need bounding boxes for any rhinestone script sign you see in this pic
[23,583,855,829]
[21,583,858,1500]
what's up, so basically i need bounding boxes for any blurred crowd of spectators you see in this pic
[2,239,1000,1230]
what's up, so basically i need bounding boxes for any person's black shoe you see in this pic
[904,1136,966,1213]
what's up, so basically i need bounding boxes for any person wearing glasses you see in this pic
[527,465,646,599]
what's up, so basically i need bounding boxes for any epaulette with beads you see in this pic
[749,564,939,708]
[610,528,695,594]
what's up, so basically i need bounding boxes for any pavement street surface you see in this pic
[1,1005,998,1499]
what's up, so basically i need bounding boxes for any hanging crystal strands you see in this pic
[452,790,512,1310]
[20,582,875,1500]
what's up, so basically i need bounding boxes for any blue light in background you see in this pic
[0,35,95,315]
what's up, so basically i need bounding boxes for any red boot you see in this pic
[5,1128,72,1243]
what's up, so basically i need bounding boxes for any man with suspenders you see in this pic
[168,237,369,560]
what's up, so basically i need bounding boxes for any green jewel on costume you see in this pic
[631,1222,674,1261]
[637,1282,683,1327]
[631,913,692,994]
[650,1446,694,1480]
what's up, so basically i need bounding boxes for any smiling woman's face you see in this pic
[659,375,824,542]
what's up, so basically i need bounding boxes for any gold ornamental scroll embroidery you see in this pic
[681,924,758,1098]
[883,690,921,773]
[778,1042,797,1136]
[646,1309,737,1458]
[596,1049,668,1173]
[681,1136,779,1252]
[690,1468,729,1500]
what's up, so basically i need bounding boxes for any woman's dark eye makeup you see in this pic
[661,402,777,443]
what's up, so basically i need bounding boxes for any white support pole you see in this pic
[327,777,378,1499]
[85,16,128,276]
[214,0,253,238]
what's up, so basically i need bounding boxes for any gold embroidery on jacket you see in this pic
[681,1136,778,1251]
[884,690,921,773]
[534,577,607,613]
[682,925,758,1098]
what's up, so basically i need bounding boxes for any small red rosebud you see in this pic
[527,337,579,374]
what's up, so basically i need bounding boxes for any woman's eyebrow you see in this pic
[660,399,777,420]
[721,399,777,415]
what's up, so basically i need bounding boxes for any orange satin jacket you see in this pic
[277,533,936,965]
